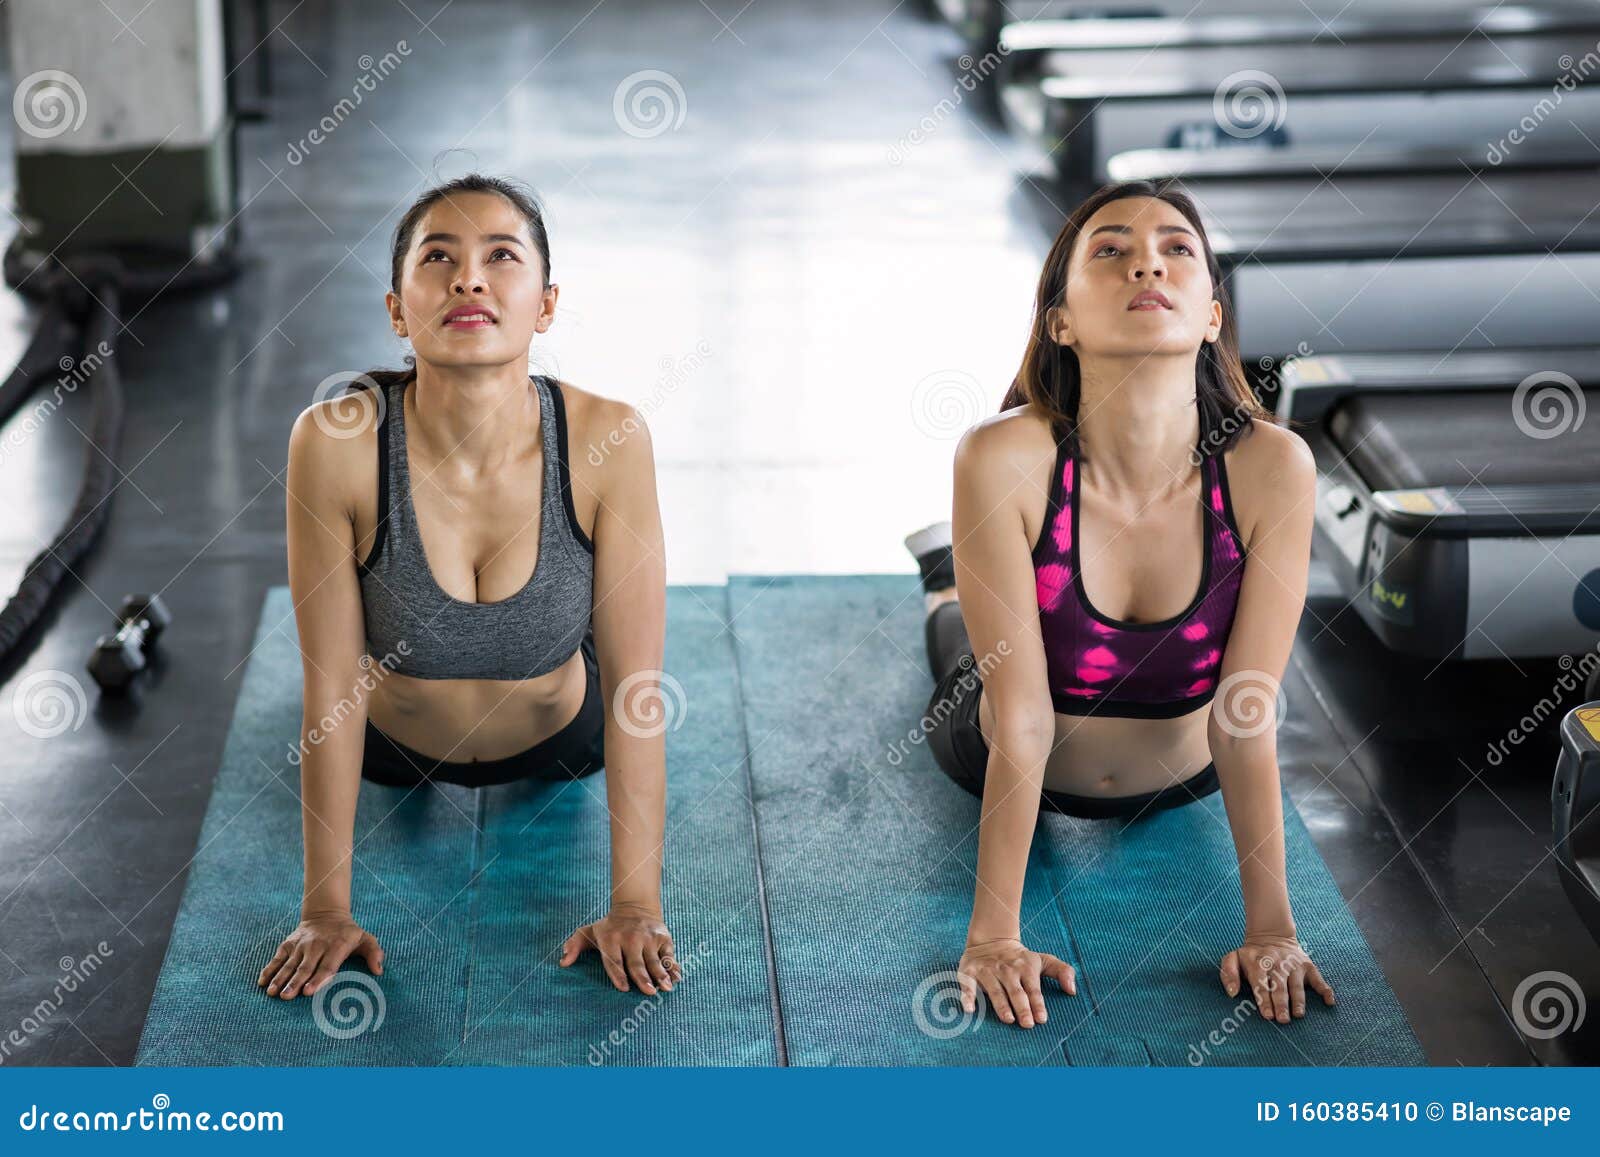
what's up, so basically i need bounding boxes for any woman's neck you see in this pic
[1074,354,1201,502]
[408,362,538,472]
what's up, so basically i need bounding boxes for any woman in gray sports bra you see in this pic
[261,175,681,1005]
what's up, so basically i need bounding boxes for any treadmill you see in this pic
[1277,348,1600,668]
[998,26,1600,196]
[1554,704,1600,946]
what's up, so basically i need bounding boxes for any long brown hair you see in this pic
[999,179,1278,464]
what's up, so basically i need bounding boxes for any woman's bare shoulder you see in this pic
[287,392,383,516]
[955,402,1057,484]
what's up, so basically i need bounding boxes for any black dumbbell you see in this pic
[88,594,171,692]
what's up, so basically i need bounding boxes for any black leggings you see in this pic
[361,630,605,789]
[921,601,1219,820]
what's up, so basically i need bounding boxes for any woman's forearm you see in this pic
[603,726,666,914]
[298,716,365,917]
[967,726,1053,942]
[1211,739,1296,936]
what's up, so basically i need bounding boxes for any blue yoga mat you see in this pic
[726,574,1425,1066]
[136,585,778,1066]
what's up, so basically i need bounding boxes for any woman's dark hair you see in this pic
[357,172,553,392]
[999,179,1279,464]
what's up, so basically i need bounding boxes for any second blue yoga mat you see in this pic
[727,573,1425,1066]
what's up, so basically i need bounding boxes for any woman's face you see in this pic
[386,190,556,371]
[1051,196,1221,359]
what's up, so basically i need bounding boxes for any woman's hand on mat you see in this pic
[559,902,682,995]
[257,912,384,1000]
[958,937,1077,1029]
[1220,934,1335,1024]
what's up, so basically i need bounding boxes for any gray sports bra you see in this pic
[355,373,594,680]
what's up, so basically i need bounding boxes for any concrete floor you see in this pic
[0,0,1594,1065]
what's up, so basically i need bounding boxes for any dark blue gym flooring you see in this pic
[0,0,1594,1065]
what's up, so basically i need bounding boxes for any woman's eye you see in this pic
[491,247,516,261]
[1097,244,1120,257]
[1172,243,1194,255]
[422,249,448,262]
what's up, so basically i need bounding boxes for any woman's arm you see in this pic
[950,419,1077,1027]
[1206,426,1334,1019]
[257,403,385,1000]
[557,399,679,995]
[284,406,372,918]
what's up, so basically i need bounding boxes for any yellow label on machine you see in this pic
[1579,707,1600,744]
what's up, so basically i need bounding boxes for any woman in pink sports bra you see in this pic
[903,180,1334,1033]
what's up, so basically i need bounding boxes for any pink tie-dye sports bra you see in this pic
[1032,409,1248,719]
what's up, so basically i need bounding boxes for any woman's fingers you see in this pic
[1219,950,1241,998]
[1288,965,1308,1018]
[266,948,302,997]
[648,941,675,991]
[357,931,384,976]
[558,924,595,968]
[624,942,657,995]
[258,944,289,987]
[280,946,324,1000]
[1039,953,1077,997]
[303,946,351,998]
[957,970,979,1014]
[1005,977,1034,1028]
[1022,972,1049,1027]
[980,972,1017,1025]
[1306,960,1336,1005]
